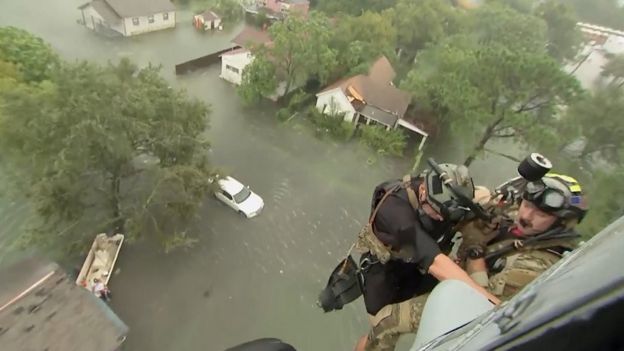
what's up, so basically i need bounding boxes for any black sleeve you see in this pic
[396,222,441,273]
[374,194,441,273]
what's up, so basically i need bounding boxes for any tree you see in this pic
[383,0,464,62]
[0,58,216,253]
[578,165,624,237]
[238,50,277,105]
[331,11,397,77]
[316,0,397,16]
[402,6,581,167]
[535,0,582,62]
[565,85,624,163]
[601,54,624,88]
[568,0,624,30]
[0,26,59,83]
[240,12,336,101]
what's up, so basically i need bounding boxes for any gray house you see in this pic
[79,0,176,37]
[0,257,128,351]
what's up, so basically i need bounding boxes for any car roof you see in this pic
[218,176,244,195]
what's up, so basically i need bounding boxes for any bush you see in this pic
[307,107,355,141]
[359,124,407,156]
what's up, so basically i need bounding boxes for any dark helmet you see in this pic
[523,173,588,223]
[423,163,475,222]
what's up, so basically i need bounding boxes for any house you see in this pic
[220,26,272,85]
[316,56,429,149]
[260,0,309,16]
[78,0,176,37]
[193,10,222,31]
[0,257,128,351]
[568,22,624,89]
[246,0,310,19]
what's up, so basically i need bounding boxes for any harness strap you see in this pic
[368,185,401,225]
[402,174,420,211]
[486,238,576,258]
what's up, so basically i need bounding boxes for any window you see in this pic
[132,17,139,25]
[148,15,154,23]
[226,64,240,74]
[233,187,251,204]
[221,190,233,201]
[163,12,169,21]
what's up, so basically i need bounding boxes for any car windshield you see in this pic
[233,186,252,203]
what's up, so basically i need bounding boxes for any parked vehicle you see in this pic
[214,176,264,218]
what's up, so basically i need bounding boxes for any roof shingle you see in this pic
[105,0,175,18]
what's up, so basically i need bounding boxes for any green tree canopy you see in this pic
[565,85,624,163]
[383,0,464,62]
[239,11,336,101]
[402,5,581,166]
[535,0,582,62]
[238,50,278,105]
[0,26,59,83]
[0,58,215,253]
[601,54,624,88]
[316,0,397,16]
[330,11,397,77]
[569,0,624,30]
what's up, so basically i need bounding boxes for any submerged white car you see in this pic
[214,176,264,218]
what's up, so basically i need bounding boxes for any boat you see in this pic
[75,233,124,291]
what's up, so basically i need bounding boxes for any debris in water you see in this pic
[279,269,284,274]
[203,289,211,298]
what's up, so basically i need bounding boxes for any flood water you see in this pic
[0,1,519,350]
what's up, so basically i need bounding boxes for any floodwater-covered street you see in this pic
[0,1,520,350]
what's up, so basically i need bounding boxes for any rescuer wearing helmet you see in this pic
[461,172,588,300]
[349,161,501,351]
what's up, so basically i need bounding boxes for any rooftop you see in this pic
[319,56,411,118]
[0,257,128,351]
[103,0,175,18]
[232,26,272,48]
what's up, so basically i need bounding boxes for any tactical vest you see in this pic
[355,175,420,264]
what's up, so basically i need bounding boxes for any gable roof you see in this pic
[0,257,128,351]
[318,56,411,118]
[367,56,396,85]
[90,0,122,23]
[220,47,250,57]
[199,10,220,21]
[104,0,175,18]
[232,26,272,48]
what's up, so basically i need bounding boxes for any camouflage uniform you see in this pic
[356,218,429,351]
[472,245,567,300]
[460,188,576,300]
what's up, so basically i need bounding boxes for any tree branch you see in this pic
[484,148,523,162]
[493,132,516,138]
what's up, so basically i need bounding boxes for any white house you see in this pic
[78,0,176,37]
[193,10,222,31]
[220,48,253,85]
[220,26,271,85]
[569,22,624,90]
[316,56,429,150]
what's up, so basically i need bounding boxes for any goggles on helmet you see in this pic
[523,181,568,213]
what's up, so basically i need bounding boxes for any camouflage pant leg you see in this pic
[365,294,429,351]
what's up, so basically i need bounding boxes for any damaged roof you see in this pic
[318,56,411,118]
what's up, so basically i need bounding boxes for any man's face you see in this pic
[515,200,558,236]
[418,184,444,221]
